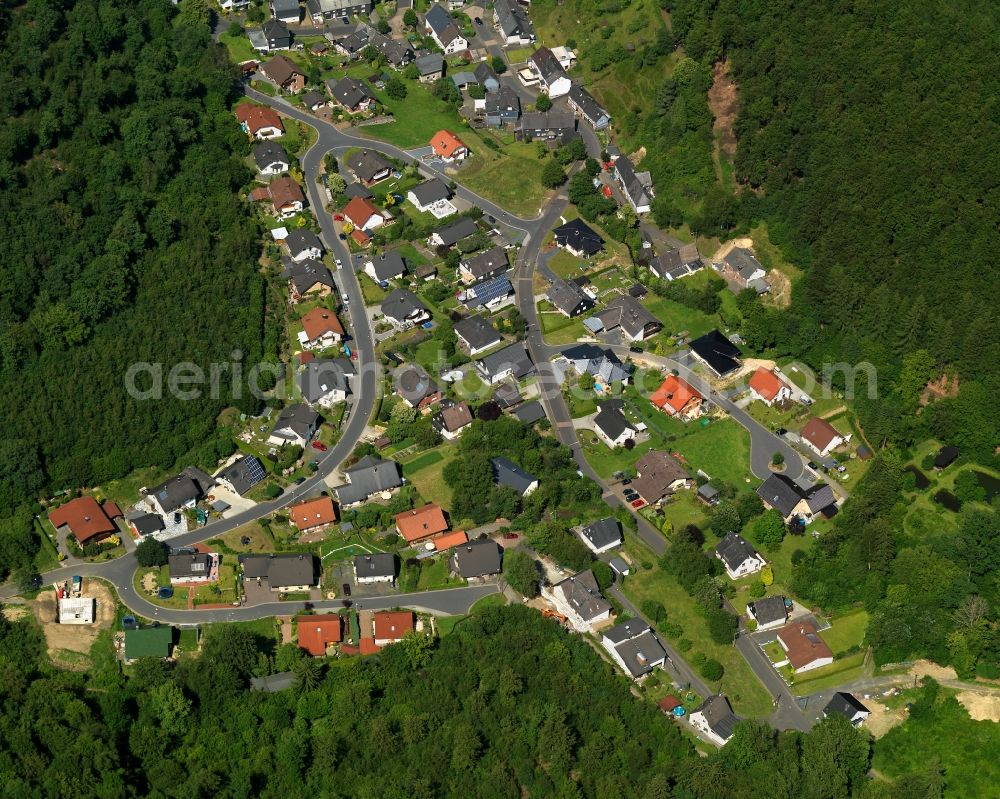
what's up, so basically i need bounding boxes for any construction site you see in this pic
[30,576,116,670]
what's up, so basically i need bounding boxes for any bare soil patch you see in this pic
[956,691,1000,722]
[30,579,116,668]
[920,373,960,407]
[2,605,29,622]
[910,659,958,681]
[865,700,907,738]
[708,61,739,160]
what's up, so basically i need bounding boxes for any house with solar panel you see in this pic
[214,456,266,496]
[461,274,515,312]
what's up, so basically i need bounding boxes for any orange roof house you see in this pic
[433,530,468,551]
[267,176,305,213]
[373,610,415,644]
[776,621,834,672]
[800,416,845,457]
[395,503,449,543]
[297,615,343,656]
[343,195,386,230]
[235,103,284,138]
[430,130,468,161]
[48,497,121,545]
[290,496,338,532]
[300,307,344,344]
[748,367,790,404]
[650,375,703,420]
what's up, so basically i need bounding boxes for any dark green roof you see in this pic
[125,626,172,659]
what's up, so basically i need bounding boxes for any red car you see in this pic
[311,441,328,451]
[631,498,645,508]
[333,214,344,221]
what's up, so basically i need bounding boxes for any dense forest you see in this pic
[0,0,264,575]
[0,603,944,799]
[663,0,1000,462]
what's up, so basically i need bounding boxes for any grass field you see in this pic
[547,249,586,279]
[669,419,756,489]
[788,650,866,696]
[819,609,869,655]
[360,273,389,305]
[399,555,466,592]
[209,521,276,554]
[219,29,257,64]
[406,449,457,511]
[578,429,656,478]
[403,448,445,473]
[461,148,552,218]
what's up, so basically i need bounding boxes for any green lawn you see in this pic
[647,491,712,534]
[642,295,719,340]
[407,449,457,512]
[460,144,552,218]
[538,305,589,346]
[579,429,656,478]
[788,651,866,696]
[403,448,445,473]
[669,419,756,489]
[504,46,535,64]
[399,555,466,592]
[622,568,774,718]
[360,273,389,305]
[208,521,277,555]
[219,29,257,64]
[820,609,869,655]
[547,249,586,279]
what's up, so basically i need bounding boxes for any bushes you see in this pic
[641,600,667,623]
[135,538,169,568]
[699,659,724,681]
[503,548,540,598]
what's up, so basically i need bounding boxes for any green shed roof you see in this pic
[125,626,173,659]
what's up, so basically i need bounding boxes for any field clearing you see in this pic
[407,449,457,511]
[31,579,116,668]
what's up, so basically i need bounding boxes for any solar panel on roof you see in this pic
[244,458,266,485]
[467,276,512,306]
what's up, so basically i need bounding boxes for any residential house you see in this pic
[756,473,837,525]
[395,503,449,543]
[595,294,662,341]
[450,70,477,90]
[283,258,335,302]
[381,288,430,329]
[776,621,834,673]
[697,483,720,506]
[354,552,396,584]
[511,400,546,424]
[214,456,266,496]
[530,46,572,97]
[432,399,474,439]
[490,456,538,496]
[344,181,373,199]
[715,532,766,579]
[306,0,373,23]
[492,381,523,409]
[551,45,577,70]
[395,362,441,410]
[747,366,792,405]
[484,87,521,127]
[631,450,691,504]
[364,251,407,284]
[548,570,612,632]
[169,553,214,584]
[547,278,594,317]
[553,218,604,257]
[299,357,354,406]
[414,262,438,281]
[721,247,766,288]
[298,308,345,351]
[262,18,292,51]
[424,4,468,54]
[823,693,871,727]
[493,0,535,45]
[290,496,338,533]
[235,103,284,139]
[267,403,320,447]
[649,247,703,281]
[688,329,742,377]
[297,615,343,656]
[261,54,305,92]
[800,416,848,457]
[363,27,414,67]
[515,110,577,142]
[461,274,515,312]
[327,76,376,112]
[333,456,403,507]
[270,0,301,23]
[746,595,789,631]
[450,539,503,579]
[300,89,327,111]
[613,156,654,214]
[429,217,478,247]
[430,129,469,162]
[474,61,500,93]
[241,553,317,592]
[454,315,501,355]
[333,30,369,59]
[286,229,323,262]
[123,627,173,663]
[253,141,290,176]
[343,195,388,231]
[414,52,445,82]
[561,343,630,386]
[476,341,534,384]
[144,467,216,516]
[567,84,610,130]
[689,695,739,746]
[650,374,704,420]
[459,246,509,284]
[601,619,667,681]
[129,512,165,538]
[578,517,622,554]
[345,149,393,185]
[434,530,468,551]
[593,399,638,448]
[407,179,453,214]
[934,445,960,470]
[373,610,415,645]
[262,175,306,219]
[48,496,122,547]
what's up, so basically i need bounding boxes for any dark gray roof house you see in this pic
[650,248,703,280]
[547,278,595,317]
[353,552,396,581]
[269,403,320,445]
[490,456,538,496]
[553,218,604,257]
[692,695,739,743]
[492,381,523,409]
[394,362,441,408]
[450,539,503,578]
[562,343,630,384]
[345,149,393,184]
[476,341,534,383]
[129,512,165,537]
[804,483,837,515]
[240,553,317,588]
[824,692,871,725]
[484,87,521,127]
[146,467,216,514]
[326,76,376,110]
[756,474,804,518]
[454,314,501,353]
[596,293,662,340]
[516,110,577,142]
[554,570,610,622]
[715,532,760,573]
[473,61,500,92]
[593,400,637,445]
[614,156,654,212]
[408,178,451,207]
[282,257,335,296]
[263,19,292,50]
[414,52,445,78]
[567,84,610,130]
[688,329,742,376]
[494,0,535,43]
[334,456,404,506]
[579,517,622,552]
[511,400,546,424]
[344,181,373,199]
[300,89,327,111]
[431,217,478,246]
[299,358,355,404]
[380,288,429,327]
[168,553,212,581]
[253,141,290,173]
[747,595,789,628]
[215,456,266,496]
[366,250,407,282]
[285,229,324,260]
[461,246,509,282]
[603,619,667,679]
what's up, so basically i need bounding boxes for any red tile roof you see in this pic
[300,307,344,342]
[373,611,414,642]
[267,176,305,209]
[433,530,468,551]
[359,637,380,655]
[350,228,371,246]
[297,615,343,656]
[290,496,337,531]
[395,503,449,542]
[430,129,467,159]
[777,621,833,671]
[48,496,118,545]
[800,416,841,452]
[650,374,702,415]
[748,367,787,402]
[658,695,682,713]
[235,103,284,136]
[343,195,384,229]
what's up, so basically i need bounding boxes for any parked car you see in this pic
[294,477,305,485]
[474,16,482,24]
[342,582,351,596]
[775,427,787,436]
[621,477,631,485]
[335,258,342,267]
[334,214,344,221]
[808,461,819,470]
[631,498,645,508]
[311,441,328,451]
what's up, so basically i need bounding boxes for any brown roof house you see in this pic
[48,497,122,546]
[261,55,306,93]
[253,176,305,219]
[631,451,691,505]
[432,399,474,440]
[776,621,834,673]
[799,416,849,457]
[235,103,284,140]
